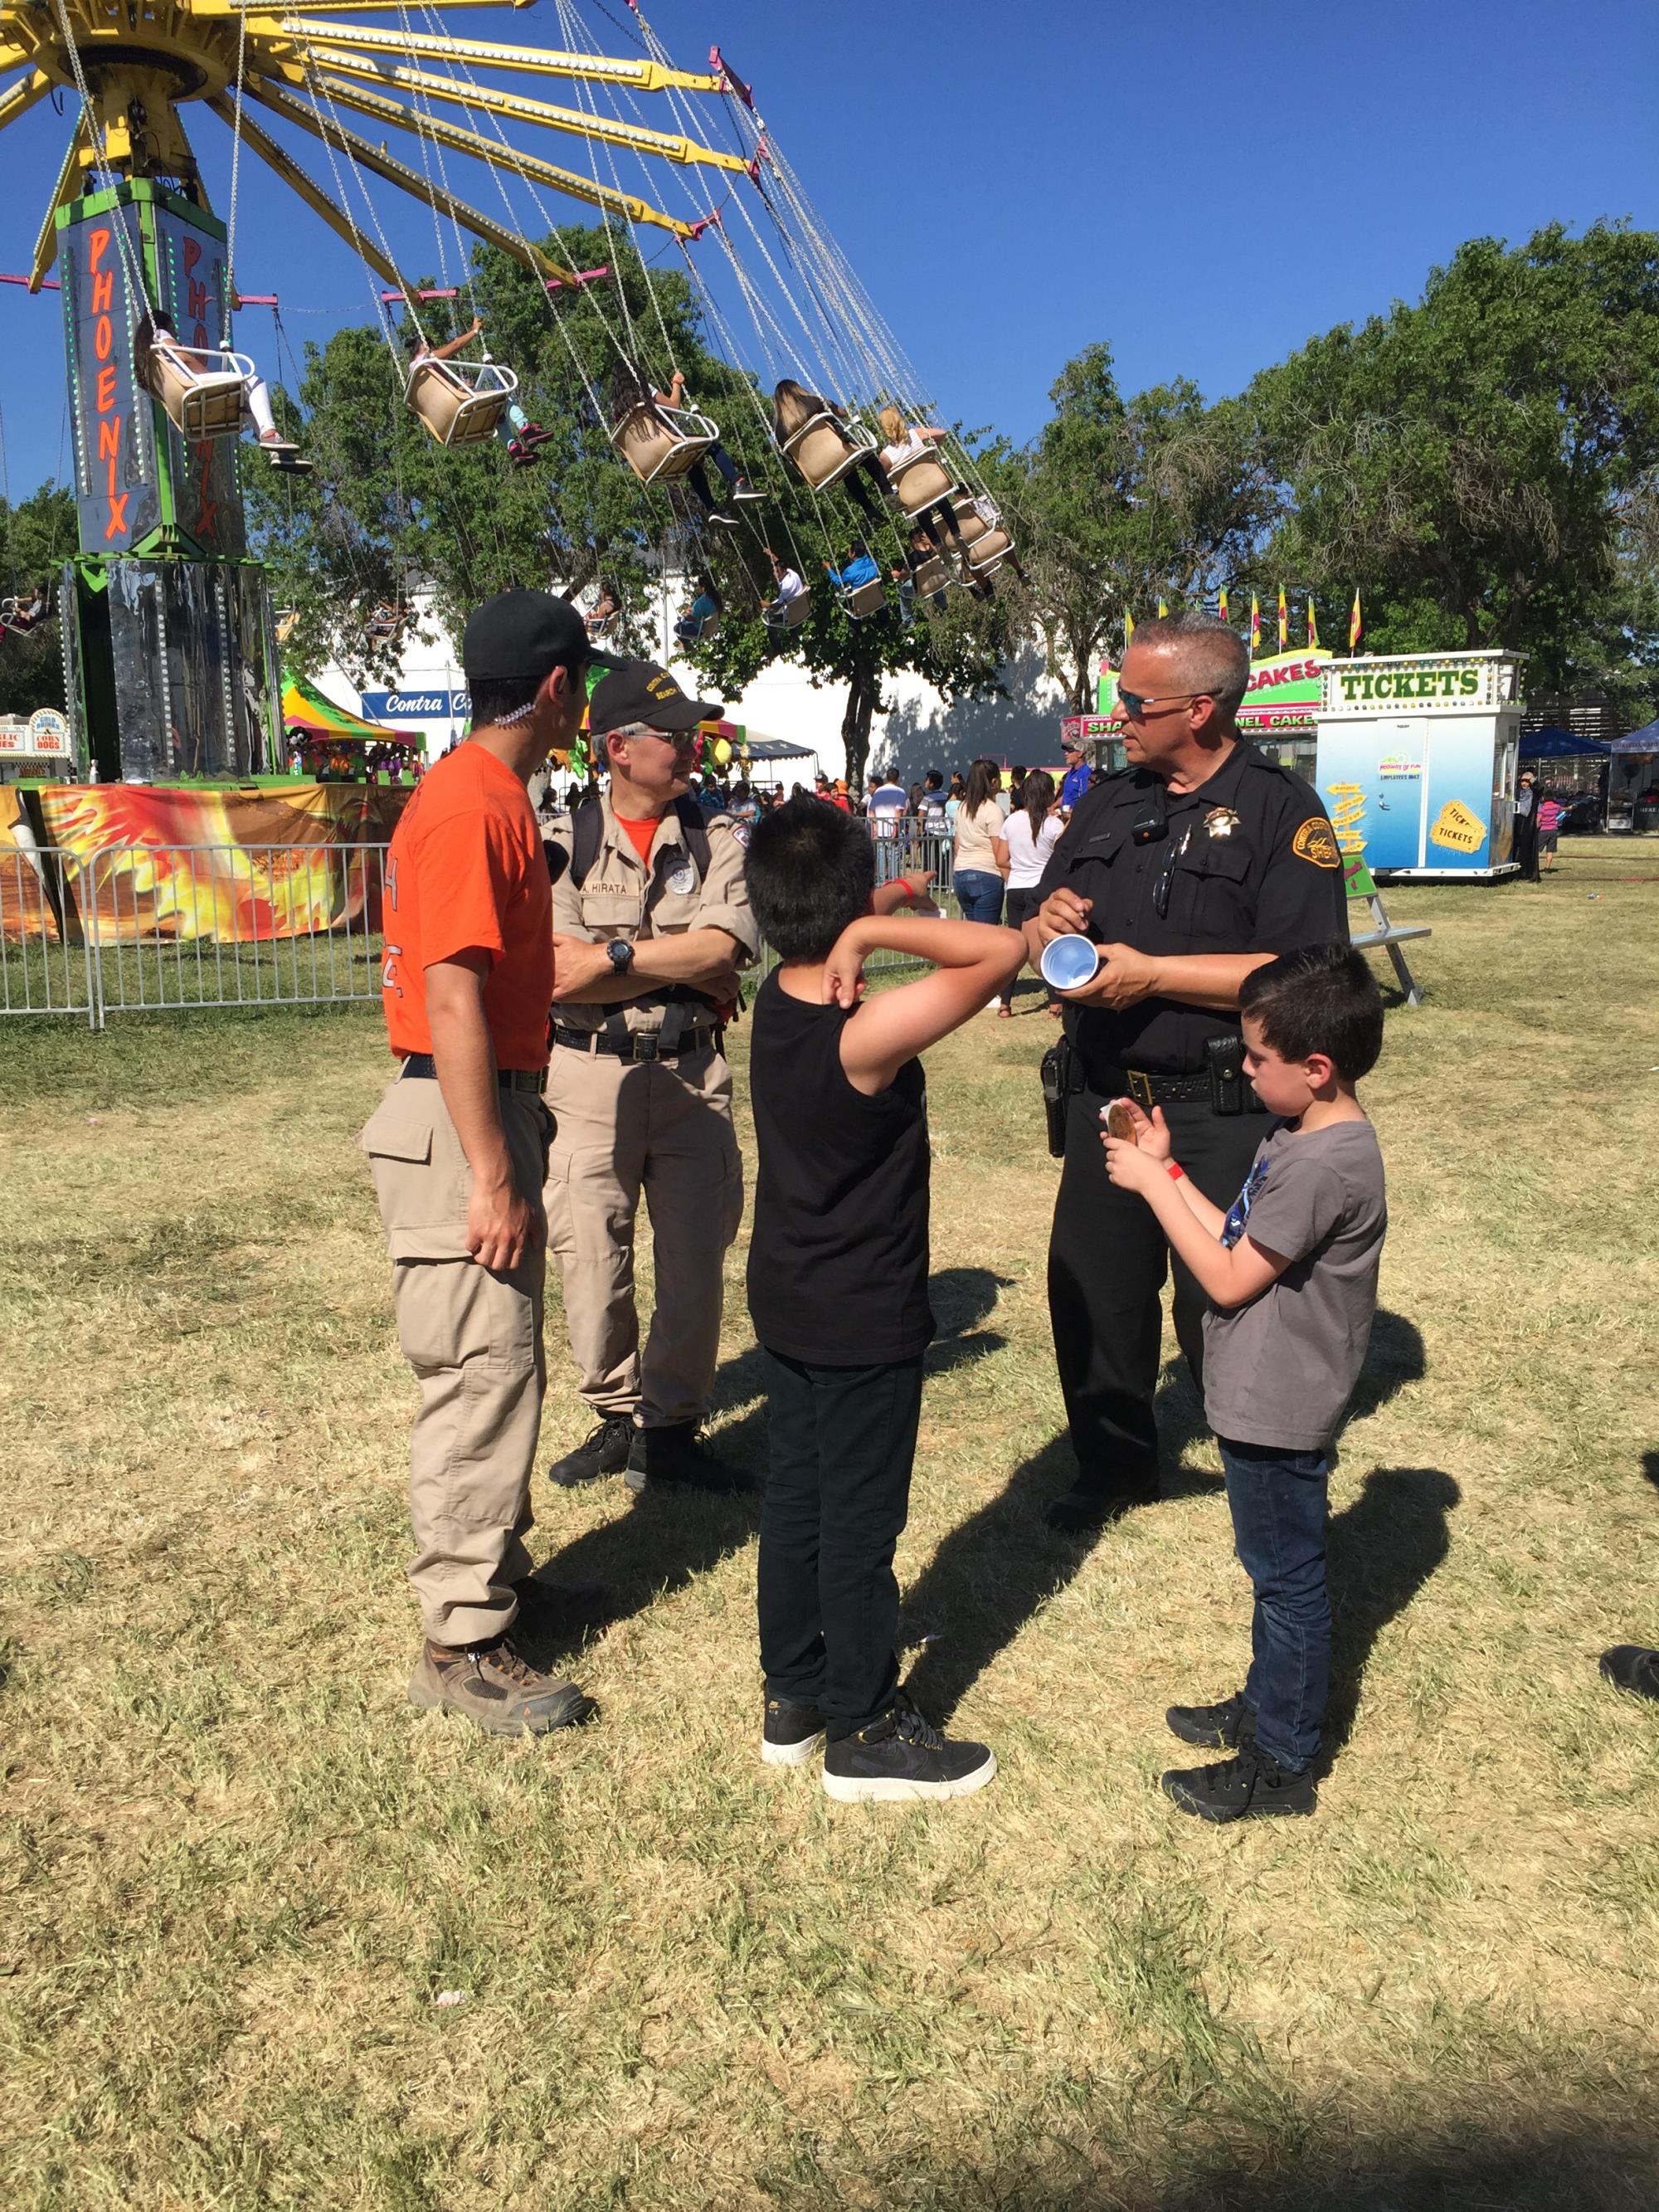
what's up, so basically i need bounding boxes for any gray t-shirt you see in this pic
[1202,1118,1387,1453]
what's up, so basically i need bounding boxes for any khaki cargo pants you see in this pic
[545,1040,742,1430]
[359,1074,552,1646]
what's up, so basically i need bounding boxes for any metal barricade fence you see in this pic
[1,815,975,1026]
[1,840,391,1027]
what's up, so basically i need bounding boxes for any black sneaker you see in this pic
[707,508,742,529]
[761,1693,825,1767]
[1166,1690,1254,1749]
[547,1417,635,1487]
[732,476,764,502]
[1600,1644,1659,1702]
[821,1693,996,1803]
[1162,1746,1316,1824]
[624,1420,753,1494]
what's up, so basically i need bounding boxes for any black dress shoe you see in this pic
[1599,1644,1659,1702]
[625,1421,753,1493]
[547,1417,634,1487]
[1044,1485,1151,1532]
[1166,1690,1254,1749]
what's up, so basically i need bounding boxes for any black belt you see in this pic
[552,1022,718,1063]
[399,1052,547,1096]
[1091,1064,1265,1110]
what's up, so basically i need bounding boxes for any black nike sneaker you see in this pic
[761,1694,825,1767]
[821,1692,995,1803]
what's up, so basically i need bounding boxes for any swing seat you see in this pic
[611,400,719,487]
[839,577,887,621]
[145,343,256,441]
[910,552,949,596]
[781,410,876,491]
[951,496,991,548]
[968,526,1013,571]
[886,446,954,519]
[675,611,721,643]
[764,591,812,631]
[406,357,517,450]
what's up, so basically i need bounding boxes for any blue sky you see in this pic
[1,0,1655,494]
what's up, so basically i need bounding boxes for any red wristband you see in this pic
[1166,1161,1185,1182]
[895,878,913,902]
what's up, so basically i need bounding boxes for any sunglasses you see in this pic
[1115,689,1207,720]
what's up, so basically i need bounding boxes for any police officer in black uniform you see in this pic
[1026,614,1348,1530]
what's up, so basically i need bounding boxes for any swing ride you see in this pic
[0,0,1016,785]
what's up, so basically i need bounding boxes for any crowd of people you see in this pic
[362,592,1656,1828]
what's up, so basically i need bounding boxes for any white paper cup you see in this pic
[1039,934,1101,992]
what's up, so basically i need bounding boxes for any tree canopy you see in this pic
[0,483,75,721]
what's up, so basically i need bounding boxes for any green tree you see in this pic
[1248,222,1659,694]
[1001,344,1273,710]
[0,483,75,721]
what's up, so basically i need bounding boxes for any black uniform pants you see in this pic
[1047,1080,1267,1500]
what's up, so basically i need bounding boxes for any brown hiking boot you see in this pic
[407,1633,595,1737]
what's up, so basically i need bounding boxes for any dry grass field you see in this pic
[2,837,1657,2210]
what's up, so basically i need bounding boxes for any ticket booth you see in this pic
[1315,651,1522,879]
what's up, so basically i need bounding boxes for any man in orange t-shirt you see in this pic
[360,587,594,1739]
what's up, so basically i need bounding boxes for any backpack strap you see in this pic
[671,793,713,883]
[569,795,606,889]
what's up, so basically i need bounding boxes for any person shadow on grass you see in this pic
[900,1308,1441,1760]
[520,1267,1008,1669]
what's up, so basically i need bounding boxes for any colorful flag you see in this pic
[1277,584,1288,652]
[1306,597,1319,650]
[1156,597,1168,618]
[1249,594,1261,655]
[1123,608,1135,649]
[1218,586,1229,625]
[1349,589,1362,650]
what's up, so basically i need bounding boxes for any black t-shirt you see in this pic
[1034,742,1347,1079]
[746,968,934,1365]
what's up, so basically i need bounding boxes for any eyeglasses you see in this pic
[1116,689,1207,721]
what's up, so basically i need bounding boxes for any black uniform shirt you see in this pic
[1033,742,1347,1080]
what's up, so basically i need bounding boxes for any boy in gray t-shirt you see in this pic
[1102,943,1387,1825]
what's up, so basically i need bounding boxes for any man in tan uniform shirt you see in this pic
[543,660,758,1493]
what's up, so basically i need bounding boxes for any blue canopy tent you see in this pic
[1609,719,1659,753]
[1520,726,1612,758]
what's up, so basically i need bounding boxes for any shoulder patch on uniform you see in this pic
[1292,818,1341,869]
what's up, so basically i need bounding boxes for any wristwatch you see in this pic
[606,938,635,974]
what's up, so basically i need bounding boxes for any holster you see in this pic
[1040,1033,1078,1158]
[1205,1034,1245,1115]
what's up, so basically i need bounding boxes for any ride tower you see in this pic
[57,178,280,784]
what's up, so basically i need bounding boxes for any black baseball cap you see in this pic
[462,588,589,689]
[587,657,721,736]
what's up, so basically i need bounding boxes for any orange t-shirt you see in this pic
[615,813,659,867]
[381,742,552,1069]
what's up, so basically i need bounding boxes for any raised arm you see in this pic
[829,914,1025,1094]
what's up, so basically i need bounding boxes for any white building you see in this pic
[318,579,1068,785]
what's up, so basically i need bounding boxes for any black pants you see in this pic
[1001,886,1055,1007]
[1048,1081,1267,1499]
[757,1349,923,1735]
[1513,812,1540,881]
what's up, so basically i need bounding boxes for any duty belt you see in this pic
[1095,1065,1264,1110]
[398,1052,547,1095]
[552,1022,718,1063]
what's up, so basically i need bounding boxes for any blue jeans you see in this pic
[954,868,1004,926]
[1220,1438,1331,1773]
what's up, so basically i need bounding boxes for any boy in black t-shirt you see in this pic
[743,798,1024,1800]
